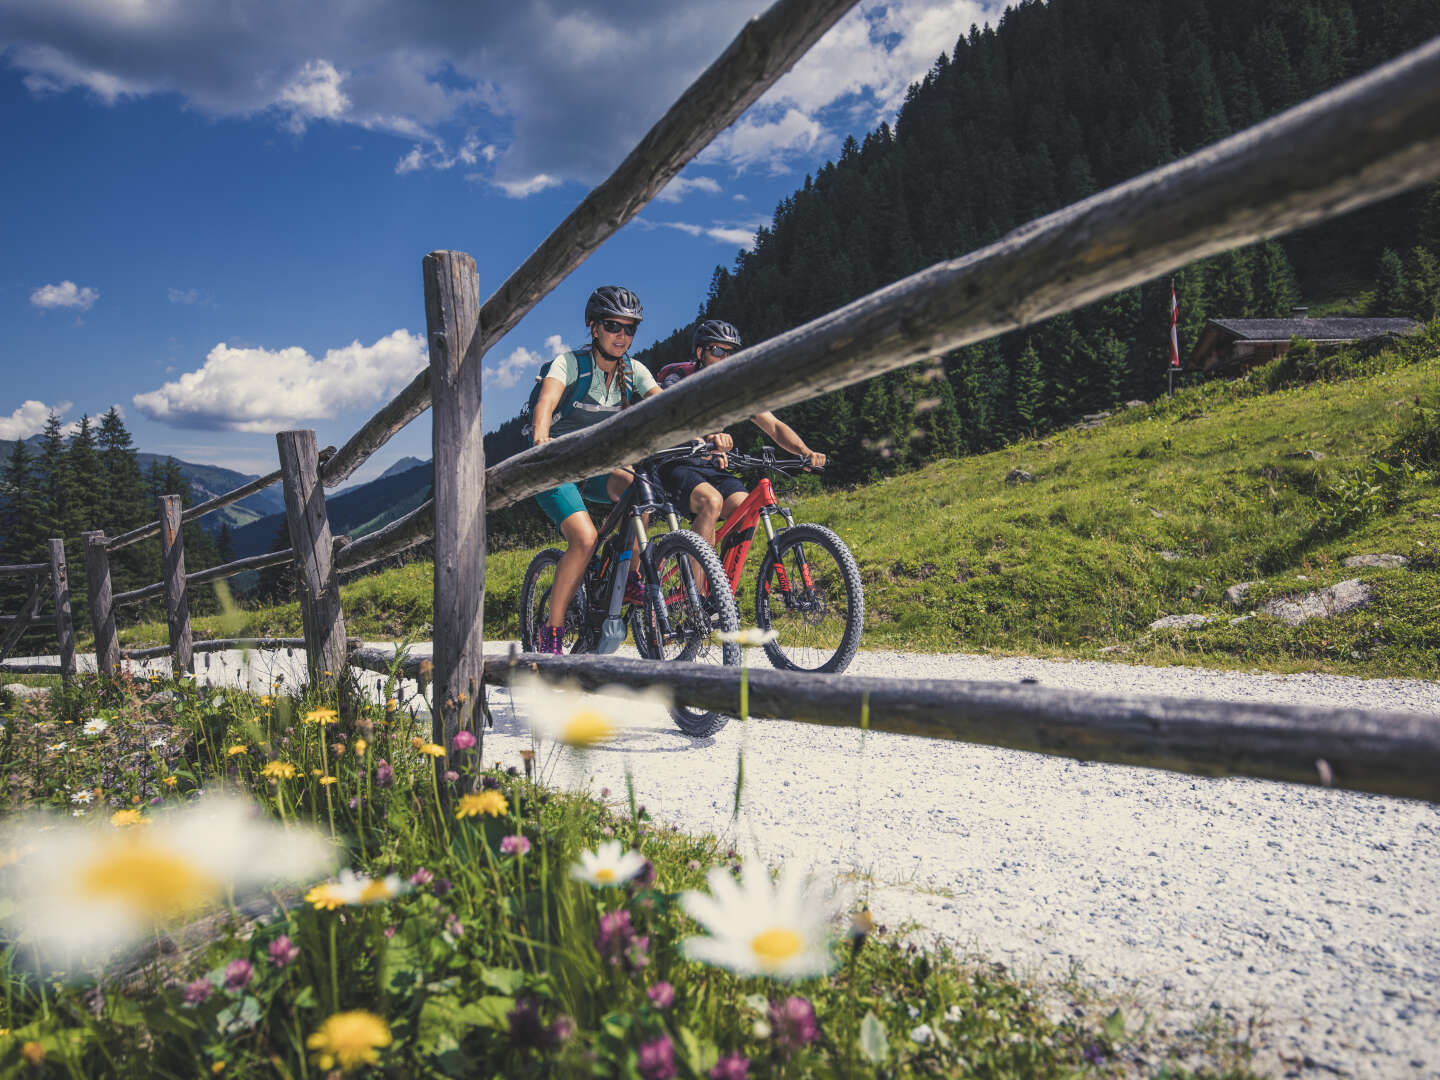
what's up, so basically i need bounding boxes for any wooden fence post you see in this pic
[276,430,347,698]
[48,540,75,683]
[424,250,486,782]
[83,532,120,679]
[158,495,193,676]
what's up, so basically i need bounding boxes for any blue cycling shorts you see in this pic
[535,474,614,530]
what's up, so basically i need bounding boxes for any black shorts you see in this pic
[660,462,747,518]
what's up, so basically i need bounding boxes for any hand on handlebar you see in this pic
[803,450,827,471]
[704,432,732,470]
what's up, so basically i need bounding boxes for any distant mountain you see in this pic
[231,460,433,557]
[376,456,427,481]
[16,436,285,533]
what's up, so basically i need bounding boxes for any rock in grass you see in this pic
[1284,449,1325,460]
[1261,579,1372,626]
[1343,554,1409,569]
[1148,613,1214,631]
[3,683,49,699]
[1004,468,1034,484]
[1224,582,1255,609]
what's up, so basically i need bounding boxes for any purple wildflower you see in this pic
[709,1054,751,1080]
[267,935,300,968]
[647,982,675,1010]
[452,730,477,751]
[182,979,213,1006]
[374,758,394,787]
[222,959,253,993]
[384,925,397,939]
[508,998,547,1050]
[769,996,820,1054]
[433,876,453,897]
[637,1035,677,1080]
[594,909,635,966]
[480,775,501,790]
[1084,1043,1105,1066]
[631,858,657,889]
[500,834,531,856]
[445,913,464,938]
[409,867,434,887]
[444,769,459,782]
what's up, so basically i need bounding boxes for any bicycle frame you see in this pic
[712,476,810,597]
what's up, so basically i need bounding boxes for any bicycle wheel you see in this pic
[519,547,586,653]
[755,523,865,674]
[632,530,740,737]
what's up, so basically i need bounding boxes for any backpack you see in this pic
[656,360,700,389]
[487,348,634,464]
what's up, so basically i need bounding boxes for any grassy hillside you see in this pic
[120,326,1440,678]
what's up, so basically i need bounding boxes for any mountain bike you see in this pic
[518,444,741,737]
[635,446,865,675]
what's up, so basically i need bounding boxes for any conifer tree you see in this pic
[1254,241,1301,316]
[1403,247,1439,320]
[1009,340,1045,439]
[1372,249,1408,316]
[97,407,147,534]
[0,440,41,563]
[63,414,102,540]
[35,413,68,542]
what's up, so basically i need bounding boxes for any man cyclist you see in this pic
[655,319,827,550]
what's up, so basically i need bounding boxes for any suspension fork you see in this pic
[763,507,814,593]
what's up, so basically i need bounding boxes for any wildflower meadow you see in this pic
[0,659,1252,1077]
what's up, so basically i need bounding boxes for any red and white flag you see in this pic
[1169,282,1180,368]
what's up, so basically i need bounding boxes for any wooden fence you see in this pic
[3,3,1440,802]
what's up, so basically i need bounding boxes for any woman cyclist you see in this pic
[655,319,827,549]
[530,286,663,654]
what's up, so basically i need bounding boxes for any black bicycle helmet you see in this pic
[585,286,644,326]
[692,319,742,352]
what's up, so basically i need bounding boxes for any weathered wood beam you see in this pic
[48,539,75,682]
[425,251,486,782]
[484,654,1440,804]
[332,500,433,574]
[319,0,862,486]
[158,495,194,675]
[479,35,1440,511]
[278,430,347,695]
[0,563,49,577]
[83,532,120,678]
[0,661,63,675]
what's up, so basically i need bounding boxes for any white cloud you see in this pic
[656,175,722,203]
[484,333,565,389]
[276,58,350,133]
[395,133,490,174]
[642,217,763,249]
[705,227,758,249]
[132,329,426,432]
[168,287,202,304]
[1,0,1003,184]
[491,173,563,199]
[701,108,829,174]
[30,281,98,310]
[0,400,71,440]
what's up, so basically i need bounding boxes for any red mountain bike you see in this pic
[635,446,865,674]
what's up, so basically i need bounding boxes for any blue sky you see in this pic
[1,0,996,485]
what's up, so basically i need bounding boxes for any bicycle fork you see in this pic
[762,508,815,597]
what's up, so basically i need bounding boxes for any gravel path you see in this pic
[18,646,1439,1078]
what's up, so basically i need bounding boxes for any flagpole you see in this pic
[1167,277,1179,397]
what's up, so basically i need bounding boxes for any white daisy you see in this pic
[680,857,838,978]
[45,742,67,753]
[570,840,648,888]
[714,627,778,648]
[509,673,670,747]
[83,718,109,736]
[1,794,334,972]
[149,738,168,749]
[911,1024,934,1044]
[69,791,94,805]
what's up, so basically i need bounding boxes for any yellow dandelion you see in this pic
[259,695,274,707]
[304,708,339,726]
[261,761,297,781]
[318,776,338,786]
[162,776,178,788]
[417,743,445,758]
[312,768,323,776]
[305,881,349,911]
[21,1041,45,1065]
[226,745,248,757]
[385,698,397,713]
[410,736,424,750]
[307,1010,392,1073]
[353,738,367,755]
[211,1062,226,1074]
[110,810,147,828]
[455,791,507,820]
[510,673,669,747]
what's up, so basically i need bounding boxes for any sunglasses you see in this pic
[599,319,637,337]
[704,344,733,359]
